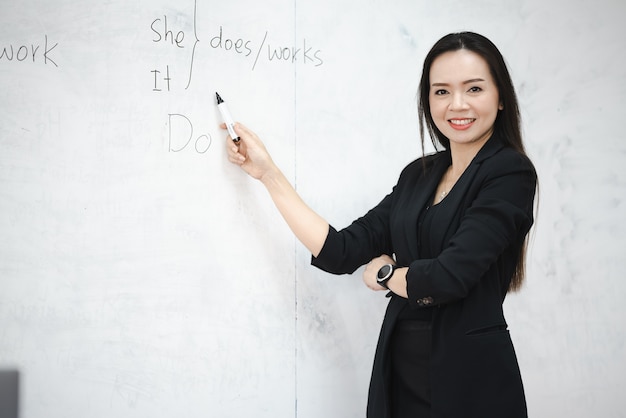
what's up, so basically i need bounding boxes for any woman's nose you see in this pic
[449,93,469,110]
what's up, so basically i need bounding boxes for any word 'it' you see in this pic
[0,35,59,67]
[152,65,172,92]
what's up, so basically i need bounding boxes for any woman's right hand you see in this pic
[224,122,276,181]
[224,121,329,256]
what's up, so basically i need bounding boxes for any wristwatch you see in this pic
[376,264,397,289]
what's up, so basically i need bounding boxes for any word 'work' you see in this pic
[0,35,59,67]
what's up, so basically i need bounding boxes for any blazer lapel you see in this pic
[405,152,451,259]
[473,134,504,163]
[425,136,505,251]
[400,136,504,261]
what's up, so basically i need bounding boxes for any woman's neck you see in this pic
[448,137,490,176]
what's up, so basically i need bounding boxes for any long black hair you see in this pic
[418,32,534,292]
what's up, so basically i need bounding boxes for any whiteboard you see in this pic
[1,0,625,417]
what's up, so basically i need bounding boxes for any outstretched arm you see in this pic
[224,123,329,257]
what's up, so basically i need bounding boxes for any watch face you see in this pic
[377,264,391,280]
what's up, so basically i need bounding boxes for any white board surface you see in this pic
[1,0,625,417]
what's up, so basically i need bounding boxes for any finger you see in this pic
[222,128,242,147]
[227,151,245,165]
[225,138,245,163]
[233,122,246,133]
[220,123,243,146]
[233,122,255,140]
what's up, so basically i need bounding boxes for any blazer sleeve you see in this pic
[406,151,536,308]
[311,191,395,275]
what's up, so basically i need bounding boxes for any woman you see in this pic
[225,32,537,418]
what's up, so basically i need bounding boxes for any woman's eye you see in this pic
[468,86,482,93]
[434,89,448,95]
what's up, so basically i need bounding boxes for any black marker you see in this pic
[216,92,240,143]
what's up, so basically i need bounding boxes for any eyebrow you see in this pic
[431,78,486,86]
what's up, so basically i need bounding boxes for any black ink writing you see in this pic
[215,27,323,71]
[148,0,325,92]
[149,0,198,91]
[252,31,268,71]
[148,2,325,156]
[210,26,253,57]
[152,65,171,92]
[168,114,212,154]
[266,39,323,67]
[151,16,185,48]
[0,35,58,67]
[185,0,200,89]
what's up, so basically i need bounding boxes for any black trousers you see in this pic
[389,320,432,418]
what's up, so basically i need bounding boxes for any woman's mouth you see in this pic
[448,118,476,130]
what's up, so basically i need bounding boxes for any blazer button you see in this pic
[423,297,434,305]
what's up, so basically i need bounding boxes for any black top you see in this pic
[396,189,444,322]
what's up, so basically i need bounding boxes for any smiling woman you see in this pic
[226,31,537,418]
[427,49,505,204]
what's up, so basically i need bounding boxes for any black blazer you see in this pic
[312,134,536,418]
